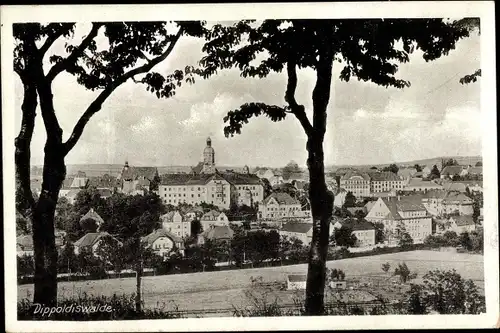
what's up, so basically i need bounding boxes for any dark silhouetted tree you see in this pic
[430,165,441,179]
[14,21,206,305]
[199,18,471,315]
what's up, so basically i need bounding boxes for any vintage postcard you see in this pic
[2,2,498,331]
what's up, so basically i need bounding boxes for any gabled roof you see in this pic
[202,225,234,240]
[467,166,483,175]
[74,232,117,248]
[161,211,185,222]
[397,168,417,178]
[121,166,158,181]
[346,207,367,215]
[191,162,204,174]
[142,229,183,246]
[341,171,370,181]
[422,189,447,199]
[442,192,473,204]
[442,182,467,192]
[370,171,402,181]
[87,175,120,189]
[222,172,262,185]
[381,196,427,219]
[406,178,443,189]
[201,210,222,220]
[451,215,475,226]
[441,165,466,176]
[281,222,313,234]
[338,219,375,231]
[263,192,299,206]
[80,208,105,225]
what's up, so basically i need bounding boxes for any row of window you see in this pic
[266,206,300,211]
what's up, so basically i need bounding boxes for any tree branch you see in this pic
[46,22,103,83]
[285,61,313,137]
[62,27,184,155]
[39,24,72,57]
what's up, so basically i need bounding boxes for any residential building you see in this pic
[200,210,229,230]
[118,161,159,195]
[466,166,483,176]
[440,165,468,179]
[256,168,284,187]
[442,182,468,193]
[332,219,376,247]
[142,229,184,258]
[160,211,191,238]
[448,215,476,234]
[258,193,302,220]
[59,174,89,204]
[87,174,120,193]
[73,232,121,256]
[369,171,405,193]
[80,208,105,231]
[340,171,370,197]
[198,225,234,245]
[402,178,443,192]
[279,222,335,245]
[422,190,474,217]
[365,196,432,244]
[397,167,417,180]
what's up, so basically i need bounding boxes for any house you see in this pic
[119,161,159,195]
[370,171,405,193]
[332,219,376,247]
[59,175,89,204]
[329,279,347,290]
[200,210,229,230]
[402,178,443,192]
[258,192,302,220]
[340,171,371,197]
[365,196,432,244]
[160,210,191,238]
[448,215,476,234]
[73,232,121,256]
[87,174,120,194]
[142,229,184,257]
[80,208,105,231]
[256,168,284,187]
[279,222,335,246]
[466,166,483,176]
[397,167,417,180]
[182,206,205,221]
[364,200,377,214]
[440,191,474,216]
[440,165,468,179]
[287,274,307,290]
[198,225,234,244]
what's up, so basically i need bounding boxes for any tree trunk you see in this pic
[304,34,334,315]
[304,135,334,315]
[135,265,142,312]
[15,76,37,215]
[32,145,66,306]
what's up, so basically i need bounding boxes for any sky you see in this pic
[14,21,482,168]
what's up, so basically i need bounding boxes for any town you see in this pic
[17,137,484,301]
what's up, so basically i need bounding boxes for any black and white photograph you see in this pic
[2,2,498,331]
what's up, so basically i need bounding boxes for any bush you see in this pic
[18,293,183,320]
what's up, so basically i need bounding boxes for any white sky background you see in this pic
[14,22,481,168]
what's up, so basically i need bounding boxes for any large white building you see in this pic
[369,171,405,193]
[340,171,371,197]
[421,190,473,217]
[156,137,264,209]
[365,196,432,244]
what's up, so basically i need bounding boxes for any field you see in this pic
[18,250,483,314]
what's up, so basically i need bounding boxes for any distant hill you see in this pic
[327,155,482,172]
[30,155,481,178]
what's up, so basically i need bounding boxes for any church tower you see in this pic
[202,137,216,174]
